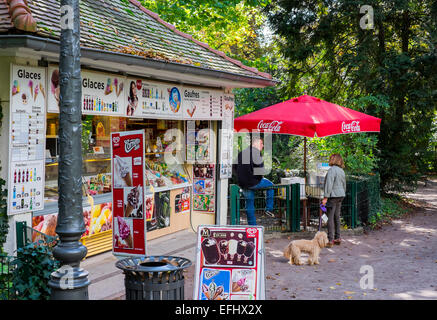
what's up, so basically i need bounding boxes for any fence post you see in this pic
[350,181,358,229]
[291,183,301,232]
[230,184,240,225]
[285,184,291,232]
[15,221,27,249]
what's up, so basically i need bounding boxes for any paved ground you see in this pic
[85,177,437,300]
[261,178,437,300]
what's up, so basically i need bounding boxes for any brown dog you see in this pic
[283,231,329,265]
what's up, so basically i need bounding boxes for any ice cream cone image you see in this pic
[123,172,132,187]
[115,156,132,187]
[117,217,133,248]
[34,84,39,101]
[125,203,134,217]
[28,80,34,99]
[117,82,124,97]
[124,234,133,248]
[105,78,113,95]
[12,80,19,96]
[39,83,45,99]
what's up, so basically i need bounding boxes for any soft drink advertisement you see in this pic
[111,130,146,257]
[194,225,265,300]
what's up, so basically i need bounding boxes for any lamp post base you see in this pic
[49,239,90,300]
[49,266,90,300]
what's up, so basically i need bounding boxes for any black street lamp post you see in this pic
[48,0,90,300]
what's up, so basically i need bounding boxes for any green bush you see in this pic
[368,196,409,229]
[11,241,59,300]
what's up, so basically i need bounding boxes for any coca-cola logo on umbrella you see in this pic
[257,120,283,132]
[341,121,361,133]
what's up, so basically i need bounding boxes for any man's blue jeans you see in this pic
[242,178,274,225]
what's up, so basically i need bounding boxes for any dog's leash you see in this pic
[319,203,327,231]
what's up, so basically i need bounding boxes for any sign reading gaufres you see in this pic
[257,120,283,132]
[341,121,361,133]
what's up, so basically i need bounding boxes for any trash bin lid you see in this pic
[116,255,192,273]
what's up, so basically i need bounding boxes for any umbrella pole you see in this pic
[303,137,307,183]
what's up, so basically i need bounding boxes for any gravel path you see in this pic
[263,178,437,300]
[183,178,437,300]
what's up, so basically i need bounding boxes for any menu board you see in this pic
[182,87,211,119]
[210,90,223,120]
[193,225,265,300]
[111,130,146,257]
[47,67,125,116]
[182,87,223,120]
[192,164,215,213]
[8,64,47,214]
[124,78,184,119]
[220,94,235,179]
[186,120,212,163]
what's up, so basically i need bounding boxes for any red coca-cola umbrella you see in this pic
[234,95,381,137]
[234,94,381,172]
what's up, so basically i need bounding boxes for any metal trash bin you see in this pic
[115,255,192,300]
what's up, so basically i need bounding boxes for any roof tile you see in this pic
[1,0,271,80]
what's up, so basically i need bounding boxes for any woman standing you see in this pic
[322,154,346,247]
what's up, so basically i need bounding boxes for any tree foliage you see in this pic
[265,0,437,192]
[140,0,271,61]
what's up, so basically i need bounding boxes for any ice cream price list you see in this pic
[111,130,147,257]
[8,64,47,214]
[193,225,266,300]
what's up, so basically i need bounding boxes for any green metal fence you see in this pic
[15,221,58,250]
[229,174,381,232]
[0,253,14,300]
[229,183,301,233]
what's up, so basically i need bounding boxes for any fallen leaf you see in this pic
[344,291,355,295]
[329,286,335,290]
[336,283,342,286]
[328,259,336,263]
[317,288,322,291]
[347,296,353,299]
[275,273,281,276]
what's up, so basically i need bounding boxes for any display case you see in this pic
[127,118,192,193]
[145,155,190,193]
[43,113,125,205]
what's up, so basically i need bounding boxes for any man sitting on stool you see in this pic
[236,137,274,225]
